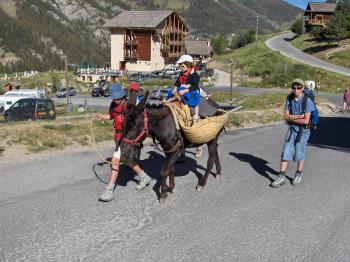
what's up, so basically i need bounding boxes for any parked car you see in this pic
[0,95,27,112]
[56,88,67,98]
[68,86,77,96]
[56,87,76,98]
[3,98,56,121]
[128,73,150,82]
[150,70,164,78]
[150,88,170,100]
[91,87,104,97]
[103,84,111,97]
[164,67,180,76]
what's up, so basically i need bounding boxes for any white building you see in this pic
[104,10,189,72]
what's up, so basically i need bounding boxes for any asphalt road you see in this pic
[1,113,350,261]
[54,88,343,114]
[266,32,350,77]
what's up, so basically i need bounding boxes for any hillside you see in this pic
[0,0,301,73]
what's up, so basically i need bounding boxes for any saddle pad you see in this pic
[164,102,192,130]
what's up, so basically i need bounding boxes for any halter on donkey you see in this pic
[120,90,223,203]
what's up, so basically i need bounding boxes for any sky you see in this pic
[283,0,327,9]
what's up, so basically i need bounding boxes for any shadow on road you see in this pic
[139,150,213,197]
[284,35,296,42]
[92,158,139,186]
[91,149,212,198]
[308,116,350,152]
[229,152,278,182]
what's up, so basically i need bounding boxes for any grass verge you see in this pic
[0,91,287,154]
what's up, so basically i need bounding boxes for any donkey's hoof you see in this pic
[216,174,222,179]
[196,185,203,192]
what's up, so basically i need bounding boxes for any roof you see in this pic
[105,10,176,29]
[305,2,337,12]
[4,81,20,86]
[185,40,213,56]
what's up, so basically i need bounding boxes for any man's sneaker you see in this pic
[135,173,152,190]
[98,186,114,202]
[195,147,203,158]
[292,172,303,186]
[271,174,286,188]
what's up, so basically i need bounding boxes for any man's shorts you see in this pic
[113,140,121,159]
[112,141,141,162]
[281,127,310,162]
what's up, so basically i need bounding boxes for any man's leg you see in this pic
[192,105,199,125]
[98,154,120,202]
[131,164,152,190]
[271,160,288,187]
[271,129,294,188]
[292,130,310,186]
[195,146,203,158]
[292,160,304,186]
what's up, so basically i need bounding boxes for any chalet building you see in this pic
[304,2,337,31]
[3,82,20,92]
[185,40,213,64]
[104,10,188,72]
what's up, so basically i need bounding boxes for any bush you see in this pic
[290,18,304,36]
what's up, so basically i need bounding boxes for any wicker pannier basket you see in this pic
[180,112,228,144]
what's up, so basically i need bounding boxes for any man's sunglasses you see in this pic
[291,85,303,90]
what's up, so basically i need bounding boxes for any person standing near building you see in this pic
[271,79,315,188]
[343,87,350,113]
[96,83,152,202]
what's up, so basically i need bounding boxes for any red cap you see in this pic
[129,82,141,92]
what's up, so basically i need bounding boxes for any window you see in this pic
[37,101,46,111]
[47,101,54,111]
[12,100,29,109]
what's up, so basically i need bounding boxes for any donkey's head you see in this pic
[121,90,149,164]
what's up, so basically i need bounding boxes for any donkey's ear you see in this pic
[128,89,136,106]
[136,90,149,109]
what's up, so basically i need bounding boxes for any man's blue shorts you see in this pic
[281,127,310,162]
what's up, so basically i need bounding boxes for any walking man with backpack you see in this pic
[271,79,316,188]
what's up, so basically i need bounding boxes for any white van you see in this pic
[4,89,44,98]
[0,95,28,112]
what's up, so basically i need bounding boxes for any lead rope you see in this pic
[90,118,113,165]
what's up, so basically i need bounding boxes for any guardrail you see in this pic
[325,44,350,58]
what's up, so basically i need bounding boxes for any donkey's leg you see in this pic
[214,143,222,179]
[159,163,170,200]
[167,150,180,193]
[197,139,217,192]
[159,151,179,202]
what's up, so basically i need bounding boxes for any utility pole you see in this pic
[256,16,259,41]
[64,56,72,112]
[230,58,234,107]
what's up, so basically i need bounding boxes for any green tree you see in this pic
[50,72,59,93]
[211,35,228,55]
[290,18,304,36]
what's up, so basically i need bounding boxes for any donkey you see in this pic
[121,91,223,203]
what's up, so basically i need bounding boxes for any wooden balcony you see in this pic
[306,18,331,26]
[124,52,139,61]
[124,39,139,46]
